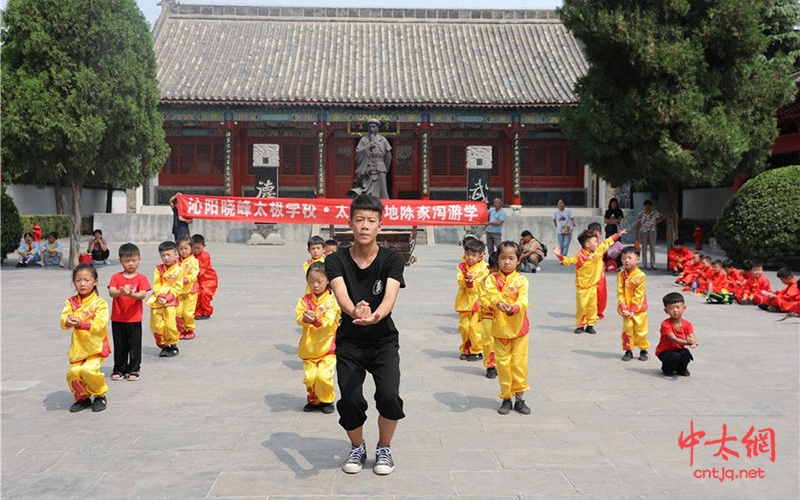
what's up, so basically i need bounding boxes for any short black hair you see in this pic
[307,235,325,249]
[158,240,177,253]
[620,245,640,257]
[662,292,685,306]
[673,239,684,246]
[749,261,763,270]
[712,259,723,266]
[498,240,521,258]
[176,235,191,246]
[463,238,486,254]
[324,239,338,247]
[191,234,206,246]
[742,259,753,271]
[587,222,602,232]
[48,231,59,239]
[487,250,499,271]
[520,230,533,238]
[643,199,653,206]
[701,256,712,263]
[577,230,596,247]
[462,234,478,247]
[118,243,140,258]
[306,261,328,278]
[722,259,735,268]
[349,194,384,221]
[72,263,99,293]
[777,267,794,279]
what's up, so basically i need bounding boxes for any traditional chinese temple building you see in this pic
[151,1,590,206]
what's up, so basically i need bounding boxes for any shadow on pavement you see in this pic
[262,432,345,479]
[571,349,621,360]
[264,392,304,413]
[433,391,497,412]
[42,390,73,412]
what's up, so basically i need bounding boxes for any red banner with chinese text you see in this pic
[177,194,488,226]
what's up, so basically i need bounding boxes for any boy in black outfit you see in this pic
[325,194,406,476]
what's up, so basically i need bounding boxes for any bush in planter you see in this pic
[1,187,23,260]
[20,215,94,238]
[715,165,800,267]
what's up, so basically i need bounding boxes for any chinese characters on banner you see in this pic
[177,194,488,226]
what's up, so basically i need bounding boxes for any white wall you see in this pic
[633,187,733,220]
[6,184,107,215]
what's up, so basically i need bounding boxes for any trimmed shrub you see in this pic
[1,186,24,261]
[715,165,800,267]
[20,215,94,238]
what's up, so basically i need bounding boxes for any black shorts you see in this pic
[335,341,405,431]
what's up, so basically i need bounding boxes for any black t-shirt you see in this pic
[604,208,624,222]
[172,206,190,239]
[325,246,406,346]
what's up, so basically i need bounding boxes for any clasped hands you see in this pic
[352,300,381,325]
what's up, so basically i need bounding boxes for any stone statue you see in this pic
[349,118,392,199]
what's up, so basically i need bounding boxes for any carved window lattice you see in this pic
[395,145,412,176]
[335,146,352,176]
[432,146,447,176]
[213,144,225,175]
[520,147,531,177]
[450,147,465,176]
[166,148,179,174]
[566,148,580,177]
[300,145,315,175]
[196,145,211,175]
[550,147,564,176]
[180,145,194,174]
[533,146,547,176]
[281,144,298,175]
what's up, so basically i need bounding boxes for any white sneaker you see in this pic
[341,442,366,474]
[59,261,65,268]
[36,260,45,267]
[373,446,395,475]
[535,266,542,272]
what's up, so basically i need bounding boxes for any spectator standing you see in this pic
[603,198,624,238]
[485,198,506,256]
[553,199,576,256]
[169,193,192,241]
[634,200,666,270]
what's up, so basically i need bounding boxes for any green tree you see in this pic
[1,0,168,267]
[558,0,796,245]
[763,0,800,71]
[1,186,24,261]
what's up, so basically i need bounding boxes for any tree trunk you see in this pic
[54,179,64,214]
[106,185,114,213]
[67,177,83,269]
[665,179,679,250]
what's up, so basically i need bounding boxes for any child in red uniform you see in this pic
[758,268,799,313]
[736,261,771,305]
[62,264,110,413]
[192,234,218,320]
[683,256,712,293]
[704,260,732,304]
[675,253,702,286]
[667,239,694,276]
[656,292,698,377]
[722,260,745,291]
[108,243,151,381]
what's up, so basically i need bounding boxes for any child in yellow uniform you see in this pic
[176,236,200,340]
[554,229,625,334]
[303,235,326,293]
[455,238,489,362]
[485,241,531,415]
[296,261,341,413]
[147,241,184,357]
[479,252,499,379]
[61,264,111,413]
[618,245,650,361]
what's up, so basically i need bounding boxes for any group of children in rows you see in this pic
[61,234,218,413]
[668,240,799,314]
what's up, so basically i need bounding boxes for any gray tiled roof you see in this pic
[154,3,587,107]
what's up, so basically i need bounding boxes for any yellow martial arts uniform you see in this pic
[147,262,183,348]
[60,292,110,401]
[558,234,619,328]
[177,254,200,334]
[303,257,325,294]
[485,271,530,400]
[296,290,341,405]
[455,258,489,356]
[617,266,649,351]
[479,275,496,369]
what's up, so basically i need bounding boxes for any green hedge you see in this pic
[20,215,94,238]
[1,187,23,261]
[715,165,800,267]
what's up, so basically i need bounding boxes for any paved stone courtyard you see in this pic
[2,241,798,499]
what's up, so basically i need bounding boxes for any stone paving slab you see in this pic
[2,241,798,499]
